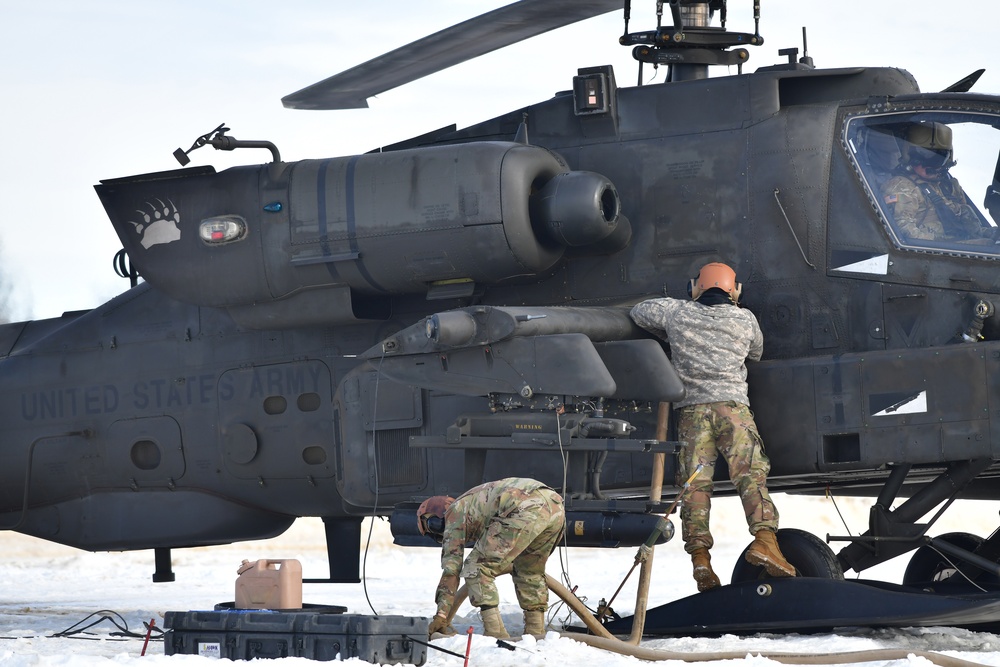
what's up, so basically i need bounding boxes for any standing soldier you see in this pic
[417,477,564,639]
[630,262,795,592]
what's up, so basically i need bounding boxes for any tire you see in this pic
[901,532,999,587]
[731,528,844,583]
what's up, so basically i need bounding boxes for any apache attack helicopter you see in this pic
[7,0,1000,634]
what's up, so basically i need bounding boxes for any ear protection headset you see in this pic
[689,262,742,304]
[422,516,446,541]
[416,495,454,543]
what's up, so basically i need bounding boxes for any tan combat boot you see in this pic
[745,529,796,577]
[523,609,546,639]
[480,606,510,639]
[691,548,721,592]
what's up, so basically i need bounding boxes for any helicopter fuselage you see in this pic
[4,61,1000,588]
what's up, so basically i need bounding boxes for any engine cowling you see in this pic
[96,141,624,319]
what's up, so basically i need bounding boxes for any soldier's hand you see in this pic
[428,612,455,636]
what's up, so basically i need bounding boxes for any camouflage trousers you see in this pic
[461,488,564,611]
[676,401,779,553]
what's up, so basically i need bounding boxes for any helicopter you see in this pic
[7,0,1000,635]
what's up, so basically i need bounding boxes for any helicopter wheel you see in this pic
[730,528,844,583]
[901,532,1000,588]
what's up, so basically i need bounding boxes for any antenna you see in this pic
[800,26,814,68]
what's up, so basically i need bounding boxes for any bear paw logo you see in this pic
[129,200,182,249]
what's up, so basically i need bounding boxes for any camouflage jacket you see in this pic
[881,172,989,242]
[439,477,552,577]
[630,298,762,408]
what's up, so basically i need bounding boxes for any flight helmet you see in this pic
[690,262,742,304]
[903,121,954,172]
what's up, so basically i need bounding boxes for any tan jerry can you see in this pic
[234,559,303,610]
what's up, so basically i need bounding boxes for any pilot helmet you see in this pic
[690,262,742,304]
[416,495,454,542]
[903,121,954,172]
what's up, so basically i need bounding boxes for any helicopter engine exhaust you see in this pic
[533,170,621,247]
[96,142,625,325]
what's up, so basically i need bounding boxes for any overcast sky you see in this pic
[2,1,998,320]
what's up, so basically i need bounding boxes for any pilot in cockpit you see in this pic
[880,122,999,245]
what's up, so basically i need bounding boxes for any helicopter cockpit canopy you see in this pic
[846,111,1000,258]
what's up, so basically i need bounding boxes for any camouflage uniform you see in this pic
[881,172,993,243]
[434,477,564,616]
[675,401,777,550]
[630,297,778,553]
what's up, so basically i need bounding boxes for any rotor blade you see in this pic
[281,0,624,110]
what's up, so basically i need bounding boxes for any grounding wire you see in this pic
[554,405,575,595]
[552,403,583,634]
[826,485,853,537]
[920,546,990,593]
[361,347,387,617]
[825,486,990,592]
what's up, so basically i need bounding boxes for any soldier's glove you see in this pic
[428,612,456,637]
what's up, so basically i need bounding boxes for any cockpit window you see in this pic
[845,112,1000,258]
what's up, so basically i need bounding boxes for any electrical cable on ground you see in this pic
[0,610,164,642]
[404,635,468,659]
[51,610,160,640]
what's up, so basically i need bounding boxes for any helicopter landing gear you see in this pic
[902,532,1000,590]
[731,528,844,583]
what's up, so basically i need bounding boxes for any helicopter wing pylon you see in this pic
[281,0,623,110]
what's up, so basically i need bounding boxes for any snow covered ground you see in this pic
[4,494,1000,667]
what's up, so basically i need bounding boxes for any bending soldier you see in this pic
[417,477,564,640]
[630,262,795,592]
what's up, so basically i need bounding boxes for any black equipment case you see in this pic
[163,609,429,665]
